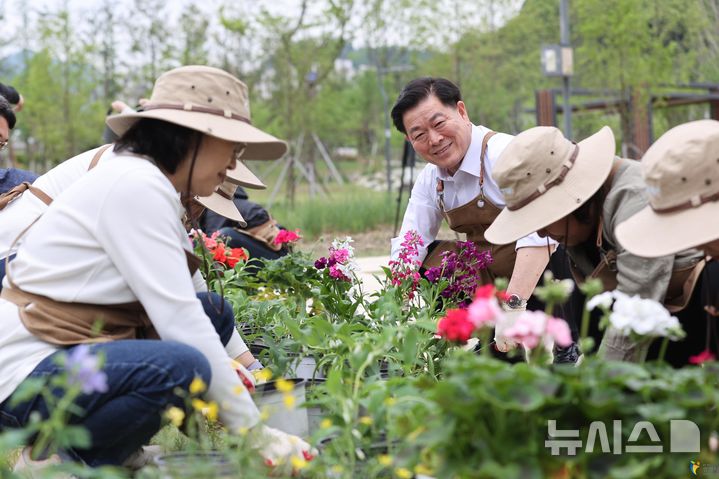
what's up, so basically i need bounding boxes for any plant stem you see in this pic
[657,337,669,363]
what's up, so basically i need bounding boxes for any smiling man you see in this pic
[390,77,577,360]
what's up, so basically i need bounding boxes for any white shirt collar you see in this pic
[436,124,490,181]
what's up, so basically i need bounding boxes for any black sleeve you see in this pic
[0,83,20,104]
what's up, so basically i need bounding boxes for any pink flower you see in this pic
[545,317,573,348]
[502,311,573,350]
[437,309,475,344]
[274,229,301,245]
[467,296,501,329]
[689,349,716,365]
[331,248,350,264]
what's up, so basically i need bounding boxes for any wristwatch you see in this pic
[505,293,528,310]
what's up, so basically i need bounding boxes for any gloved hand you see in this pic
[232,360,256,393]
[494,307,525,353]
[249,425,317,475]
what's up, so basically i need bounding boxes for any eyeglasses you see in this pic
[0,139,7,151]
[233,143,247,163]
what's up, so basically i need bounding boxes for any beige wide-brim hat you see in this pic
[615,119,719,257]
[485,126,615,245]
[195,180,246,227]
[227,160,266,189]
[106,65,287,161]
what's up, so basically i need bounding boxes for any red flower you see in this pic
[212,243,227,263]
[274,229,301,245]
[226,247,248,268]
[437,308,475,344]
[689,349,716,365]
[474,284,509,302]
[475,284,496,300]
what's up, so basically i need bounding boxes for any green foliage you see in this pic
[267,186,406,239]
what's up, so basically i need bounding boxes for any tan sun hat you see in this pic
[195,180,246,227]
[226,160,266,189]
[615,119,719,257]
[106,65,287,160]
[485,125,616,245]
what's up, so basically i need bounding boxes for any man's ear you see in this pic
[456,101,470,121]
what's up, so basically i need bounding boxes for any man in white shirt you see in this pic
[391,77,577,358]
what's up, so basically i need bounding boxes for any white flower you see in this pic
[559,279,575,296]
[608,293,683,338]
[586,291,615,311]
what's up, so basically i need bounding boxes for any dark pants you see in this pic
[0,290,236,467]
[217,227,288,262]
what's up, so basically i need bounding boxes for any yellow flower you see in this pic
[384,397,397,406]
[395,467,412,479]
[233,385,246,395]
[191,398,208,412]
[203,401,219,422]
[290,455,307,470]
[320,418,333,429]
[414,464,434,475]
[238,427,249,436]
[283,394,296,409]
[276,378,294,393]
[164,407,185,428]
[189,377,206,395]
[253,368,272,383]
[331,465,344,474]
[359,416,373,426]
[378,454,393,466]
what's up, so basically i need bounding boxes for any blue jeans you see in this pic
[0,291,236,467]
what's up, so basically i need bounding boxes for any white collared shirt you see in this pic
[391,124,557,261]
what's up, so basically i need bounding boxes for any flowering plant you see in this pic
[314,237,359,283]
[436,284,508,352]
[387,230,424,300]
[273,228,302,246]
[191,229,249,269]
[424,241,493,304]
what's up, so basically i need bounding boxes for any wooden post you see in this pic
[710,87,719,121]
[629,87,651,158]
[535,89,557,126]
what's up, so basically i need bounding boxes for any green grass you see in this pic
[263,185,407,240]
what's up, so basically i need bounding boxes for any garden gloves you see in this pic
[494,307,524,353]
[251,425,316,475]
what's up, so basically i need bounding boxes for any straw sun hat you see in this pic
[485,126,615,245]
[615,119,719,257]
[106,65,287,161]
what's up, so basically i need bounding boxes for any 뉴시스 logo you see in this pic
[691,460,701,476]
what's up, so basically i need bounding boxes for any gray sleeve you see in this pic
[603,169,674,301]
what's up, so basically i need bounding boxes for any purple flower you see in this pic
[314,257,328,269]
[424,267,442,283]
[65,345,108,394]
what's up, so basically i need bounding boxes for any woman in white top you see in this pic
[0,66,310,468]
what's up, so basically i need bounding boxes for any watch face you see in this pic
[508,294,522,308]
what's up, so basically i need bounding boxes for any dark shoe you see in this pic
[554,343,580,364]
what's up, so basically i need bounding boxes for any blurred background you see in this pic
[1,0,718,254]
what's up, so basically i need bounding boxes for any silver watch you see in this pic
[505,293,528,310]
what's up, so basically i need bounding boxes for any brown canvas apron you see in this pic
[422,131,517,285]
[569,159,704,313]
